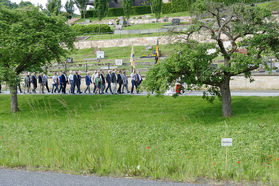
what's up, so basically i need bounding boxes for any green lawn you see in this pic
[86,32,167,40]
[69,45,176,61]
[258,1,279,11]
[0,95,279,183]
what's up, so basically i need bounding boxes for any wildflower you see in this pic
[0,136,2,139]
[269,155,273,158]
[275,158,279,161]
[147,146,150,150]
[47,147,50,151]
[213,162,216,166]
[186,156,190,159]
[137,165,140,170]
[237,161,240,164]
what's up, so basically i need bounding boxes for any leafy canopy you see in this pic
[0,7,76,84]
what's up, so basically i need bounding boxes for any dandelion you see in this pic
[147,146,150,150]
[237,161,240,164]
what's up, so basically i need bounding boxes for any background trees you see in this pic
[65,0,75,18]
[0,7,76,112]
[95,0,109,20]
[122,0,132,19]
[74,0,88,18]
[144,1,279,117]
[46,0,62,15]
[151,0,162,20]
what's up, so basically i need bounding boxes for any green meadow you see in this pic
[0,95,279,184]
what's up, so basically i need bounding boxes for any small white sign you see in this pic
[97,51,105,59]
[221,138,232,146]
[115,59,123,66]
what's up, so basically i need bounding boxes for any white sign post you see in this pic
[115,59,123,66]
[221,138,232,169]
[97,51,105,59]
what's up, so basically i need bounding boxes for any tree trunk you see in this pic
[10,85,19,113]
[220,76,232,117]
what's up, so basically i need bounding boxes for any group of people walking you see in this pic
[1,69,143,95]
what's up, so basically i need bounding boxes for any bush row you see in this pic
[72,24,113,35]
[85,6,151,18]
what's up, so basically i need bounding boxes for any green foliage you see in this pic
[85,9,97,18]
[1,95,279,183]
[95,0,109,20]
[107,6,151,17]
[122,0,132,19]
[151,0,162,19]
[144,41,219,95]
[0,7,75,83]
[72,24,113,35]
[46,0,62,16]
[18,1,33,8]
[0,0,18,9]
[65,0,74,18]
[74,0,88,18]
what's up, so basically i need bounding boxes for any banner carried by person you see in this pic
[130,46,136,70]
[156,40,160,64]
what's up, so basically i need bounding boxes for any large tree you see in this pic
[95,0,108,21]
[46,0,62,15]
[144,1,279,117]
[122,0,132,20]
[74,0,88,19]
[0,7,75,112]
[0,0,18,9]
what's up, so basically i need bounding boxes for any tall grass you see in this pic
[0,95,279,184]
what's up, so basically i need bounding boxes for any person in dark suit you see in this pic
[31,72,37,93]
[117,70,123,94]
[0,81,1,93]
[84,72,92,94]
[100,71,106,94]
[61,71,67,94]
[74,71,81,94]
[105,70,113,94]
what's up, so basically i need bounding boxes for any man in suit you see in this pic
[61,71,67,94]
[0,81,1,93]
[68,71,74,94]
[24,72,31,94]
[131,70,139,94]
[51,73,59,93]
[117,70,123,94]
[43,73,50,93]
[111,69,117,94]
[100,70,106,94]
[121,71,129,94]
[38,73,44,93]
[74,71,81,94]
[105,70,113,94]
[31,72,37,93]
[84,72,92,94]
[58,72,63,93]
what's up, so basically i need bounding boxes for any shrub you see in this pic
[85,10,97,18]
[72,24,113,35]
[107,6,151,17]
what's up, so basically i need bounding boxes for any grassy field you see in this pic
[86,32,167,40]
[0,95,279,184]
[258,1,279,11]
[69,45,176,61]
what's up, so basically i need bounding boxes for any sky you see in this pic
[10,0,81,14]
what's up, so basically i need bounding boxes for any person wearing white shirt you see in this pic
[51,73,58,93]
[68,71,74,94]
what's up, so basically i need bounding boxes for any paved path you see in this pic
[0,169,207,186]
[1,90,279,97]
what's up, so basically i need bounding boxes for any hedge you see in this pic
[72,24,113,35]
[85,10,97,18]
[107,5,151,17]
